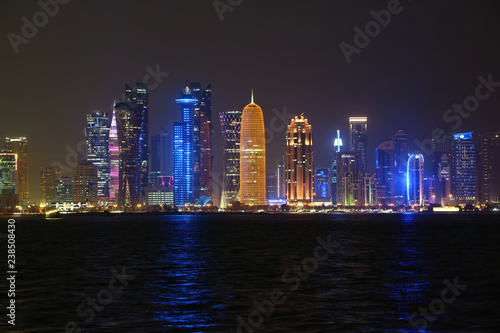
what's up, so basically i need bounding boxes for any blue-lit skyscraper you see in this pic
[174,84,197,206]
[314,168,330,203]
[86,111,110,202]
[331,130,342,205]
[393,130,409,205]
[452,132,477,205]
[407,154,424,206]
[376,139,395,206]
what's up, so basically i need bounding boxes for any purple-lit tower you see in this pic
[109,104,119,203]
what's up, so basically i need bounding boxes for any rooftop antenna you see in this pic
[251,88,254,104]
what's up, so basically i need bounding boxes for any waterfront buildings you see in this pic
[314,168,331,205]
[393,130,409,205]
[240,92,266,206]
[73,161,98,204]
[109,106,119,203]
[478,132,500,204]
[5,137,29,207]
[451,132,477,205]
[407,154,424,206]
[86,111,110,202]
[286,114,313,206]
[219,110,241,208]
[375,139,395,206]
[349,117,368,172]
[40,166,61,207]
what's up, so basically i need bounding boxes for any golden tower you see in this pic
[240,91,266,206]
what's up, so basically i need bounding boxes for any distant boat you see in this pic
[45,210,61,218]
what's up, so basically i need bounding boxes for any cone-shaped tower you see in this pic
[240,91,266,206]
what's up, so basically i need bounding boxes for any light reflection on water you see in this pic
[3,213,500,332]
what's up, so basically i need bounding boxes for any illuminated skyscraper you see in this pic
[73,161,98,204]
[478,132,500,204]
[452,132,477,205]
[240,91,266,206]
[109,106,119,202]
[314,168,330,204]
[407,154,424,206]
[40,166,61,207]
[115,84,148,208]
[376,139,395,206]
[393,130,409,205]
[150,128,171,177]
[86,111,110,202]
[286,114,313,206]
[337,152,360,206]
[276,156,286,200]
[55,177,73,204]
[432,134,452,206]
[190,83,213,199]
[5,137,28,207]
[349,117,368,172]
[0,151,18,213]
[174,84,197,206]
[219,110,241,208]
[331,130,343,205]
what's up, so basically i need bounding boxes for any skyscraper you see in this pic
[150,128,170,176]
[40,166,61,207]
[432,134,452,206]
[349,117,368,172]
[314,168,330,204]
[393,130,409,205]
[276,156,286,200]
[115,84,148,208]
[331,130,343,205]
[0,151,18,213]
[55,177,73,204]
[240,91,266,206]
[109,105,119,203]
[73,161,98,205]
[86,111,110,203]
[219,110,241,208]
[5,137,28,207]
[478,132,500,204]
[174,84,197,206]
[407,154,424,206]
[451,132,477,205]
[375,139,395,206]
[336,152,360,206]
[286,114,313,206]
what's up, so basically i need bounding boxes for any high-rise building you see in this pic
[375,139,395,206]
[73,161,98,204]
[240,91,266,206]
[451,132,477,205]
[286,114,313,206]
[40,166,61,207]
[0,151,18,213]
[478,132,500,204]
[331,130,343,205]
[174,84,197,206]
[361,173,377,206]
[349,117,368,172]
[276,156,286,200]
[432,134,452,206]
[55,177,73,204]
[407,154,424,206]
[115,84,148,208]
[336,152,360,206]
[0,151,16,195]
[219,110,241,208]
[314,168,330,204]
[266,172,277,201]
[150,128,171,176]
[109,105,119,203]
[393,130,409,205]
[5,137,28,207]
[86,111,110,203]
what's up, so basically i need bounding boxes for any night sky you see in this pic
[1,0,500,204]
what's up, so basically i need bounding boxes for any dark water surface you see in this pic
[1,213,500,332]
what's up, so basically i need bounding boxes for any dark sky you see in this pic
[1,0,500,204]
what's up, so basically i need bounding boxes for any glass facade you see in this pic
[407,154,424,206]
[240,95,266,206]
[0,152,16,195]
[349,117,368,172]
[40,166,61,206]
[5,137,28,207]
[452,132,476,205]
[314,168,330,201]
[174,85,197,206]
[109,107,119,203]
[219,110,241,208]
[478,132,500,204]
[376,140,395,205]
[393,130,409,205]
[86,111,110,202]
[286,114,313,206]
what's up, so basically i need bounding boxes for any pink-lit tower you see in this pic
[109,102,119,203]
